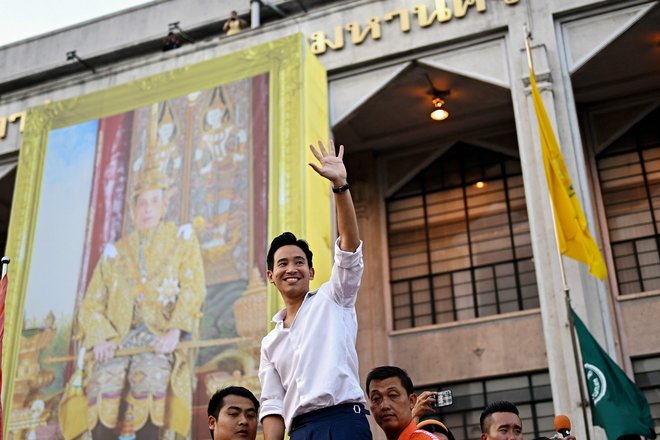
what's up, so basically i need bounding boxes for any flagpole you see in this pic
[523,27,592,440]
[1,256,8,278]
[1,255,9,439]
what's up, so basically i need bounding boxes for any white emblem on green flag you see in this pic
[584,363,607,405]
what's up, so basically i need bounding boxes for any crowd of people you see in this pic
[207,384,577,440]
[206,140,579,440]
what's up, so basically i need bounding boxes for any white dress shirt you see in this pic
[258,239,366,430]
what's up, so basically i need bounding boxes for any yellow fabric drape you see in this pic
[529,66,607,280]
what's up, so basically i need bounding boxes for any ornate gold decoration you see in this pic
[233,267,268,341]
[8,313,57,439]
[133,101,179,198]
[202,268,267,399]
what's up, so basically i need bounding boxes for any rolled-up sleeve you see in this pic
[329,239,364,307]
[258,341,285,421]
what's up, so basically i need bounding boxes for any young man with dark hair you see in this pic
[366,366,443,440]
[480,401,523,440]
[480,401,577,440]
[258,140,371,440]
[207,386,259,440]
[266,232,313,272]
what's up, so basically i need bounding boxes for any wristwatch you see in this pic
[332,182,350,193]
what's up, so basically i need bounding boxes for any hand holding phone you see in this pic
[432,390,453,408]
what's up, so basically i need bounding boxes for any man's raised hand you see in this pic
[309,140,347,187]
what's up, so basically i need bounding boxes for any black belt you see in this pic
[290,402,370,432]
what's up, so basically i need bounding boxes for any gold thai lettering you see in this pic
[412,0,452,27]
[9,112,26,132]
[384,9,411,33]
[452,0,486,18]
[346,17,382,45]
[310,26,345,55]
[0,111,26,139]
[309,0,521,55]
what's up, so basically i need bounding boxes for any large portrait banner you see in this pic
[2,34,330,440]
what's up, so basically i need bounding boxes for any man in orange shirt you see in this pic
[366,366,444,440]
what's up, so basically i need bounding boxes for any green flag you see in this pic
[571,307,656,439]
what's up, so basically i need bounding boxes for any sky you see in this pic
[2,0,152,46]
[25,121,98,323]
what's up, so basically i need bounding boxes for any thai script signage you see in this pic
[0,111,25,139]
[310,0,520,55]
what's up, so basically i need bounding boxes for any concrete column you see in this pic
[346,149,390,440]
[507,15,609,437]
[346,150,391,375]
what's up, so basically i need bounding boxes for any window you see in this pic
[415,372,554,440]
[387,144,538,330]
[597,108,660,295]
[633,355,660,434]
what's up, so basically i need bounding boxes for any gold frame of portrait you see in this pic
[1,33,331,432]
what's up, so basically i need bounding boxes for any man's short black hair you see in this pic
[366,365,414,395]
[207,386,259,438]
[266,232,313,271]
[480,400,519,433]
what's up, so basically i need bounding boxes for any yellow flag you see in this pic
[529,66,607,280]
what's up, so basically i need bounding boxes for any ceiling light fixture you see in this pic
[425,73,450,122]
[430,97,449,121]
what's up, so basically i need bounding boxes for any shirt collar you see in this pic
[400,420,418,438]
[271,289,318,324]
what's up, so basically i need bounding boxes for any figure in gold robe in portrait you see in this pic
[60,145,206,439]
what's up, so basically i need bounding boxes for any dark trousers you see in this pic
[289,403,372,440]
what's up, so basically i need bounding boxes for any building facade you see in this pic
[1,0,658,439]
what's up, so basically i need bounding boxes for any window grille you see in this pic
[596,108,660,295]
[387,144,538,329]
[633,355,660,434]
[415,371,554,440]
